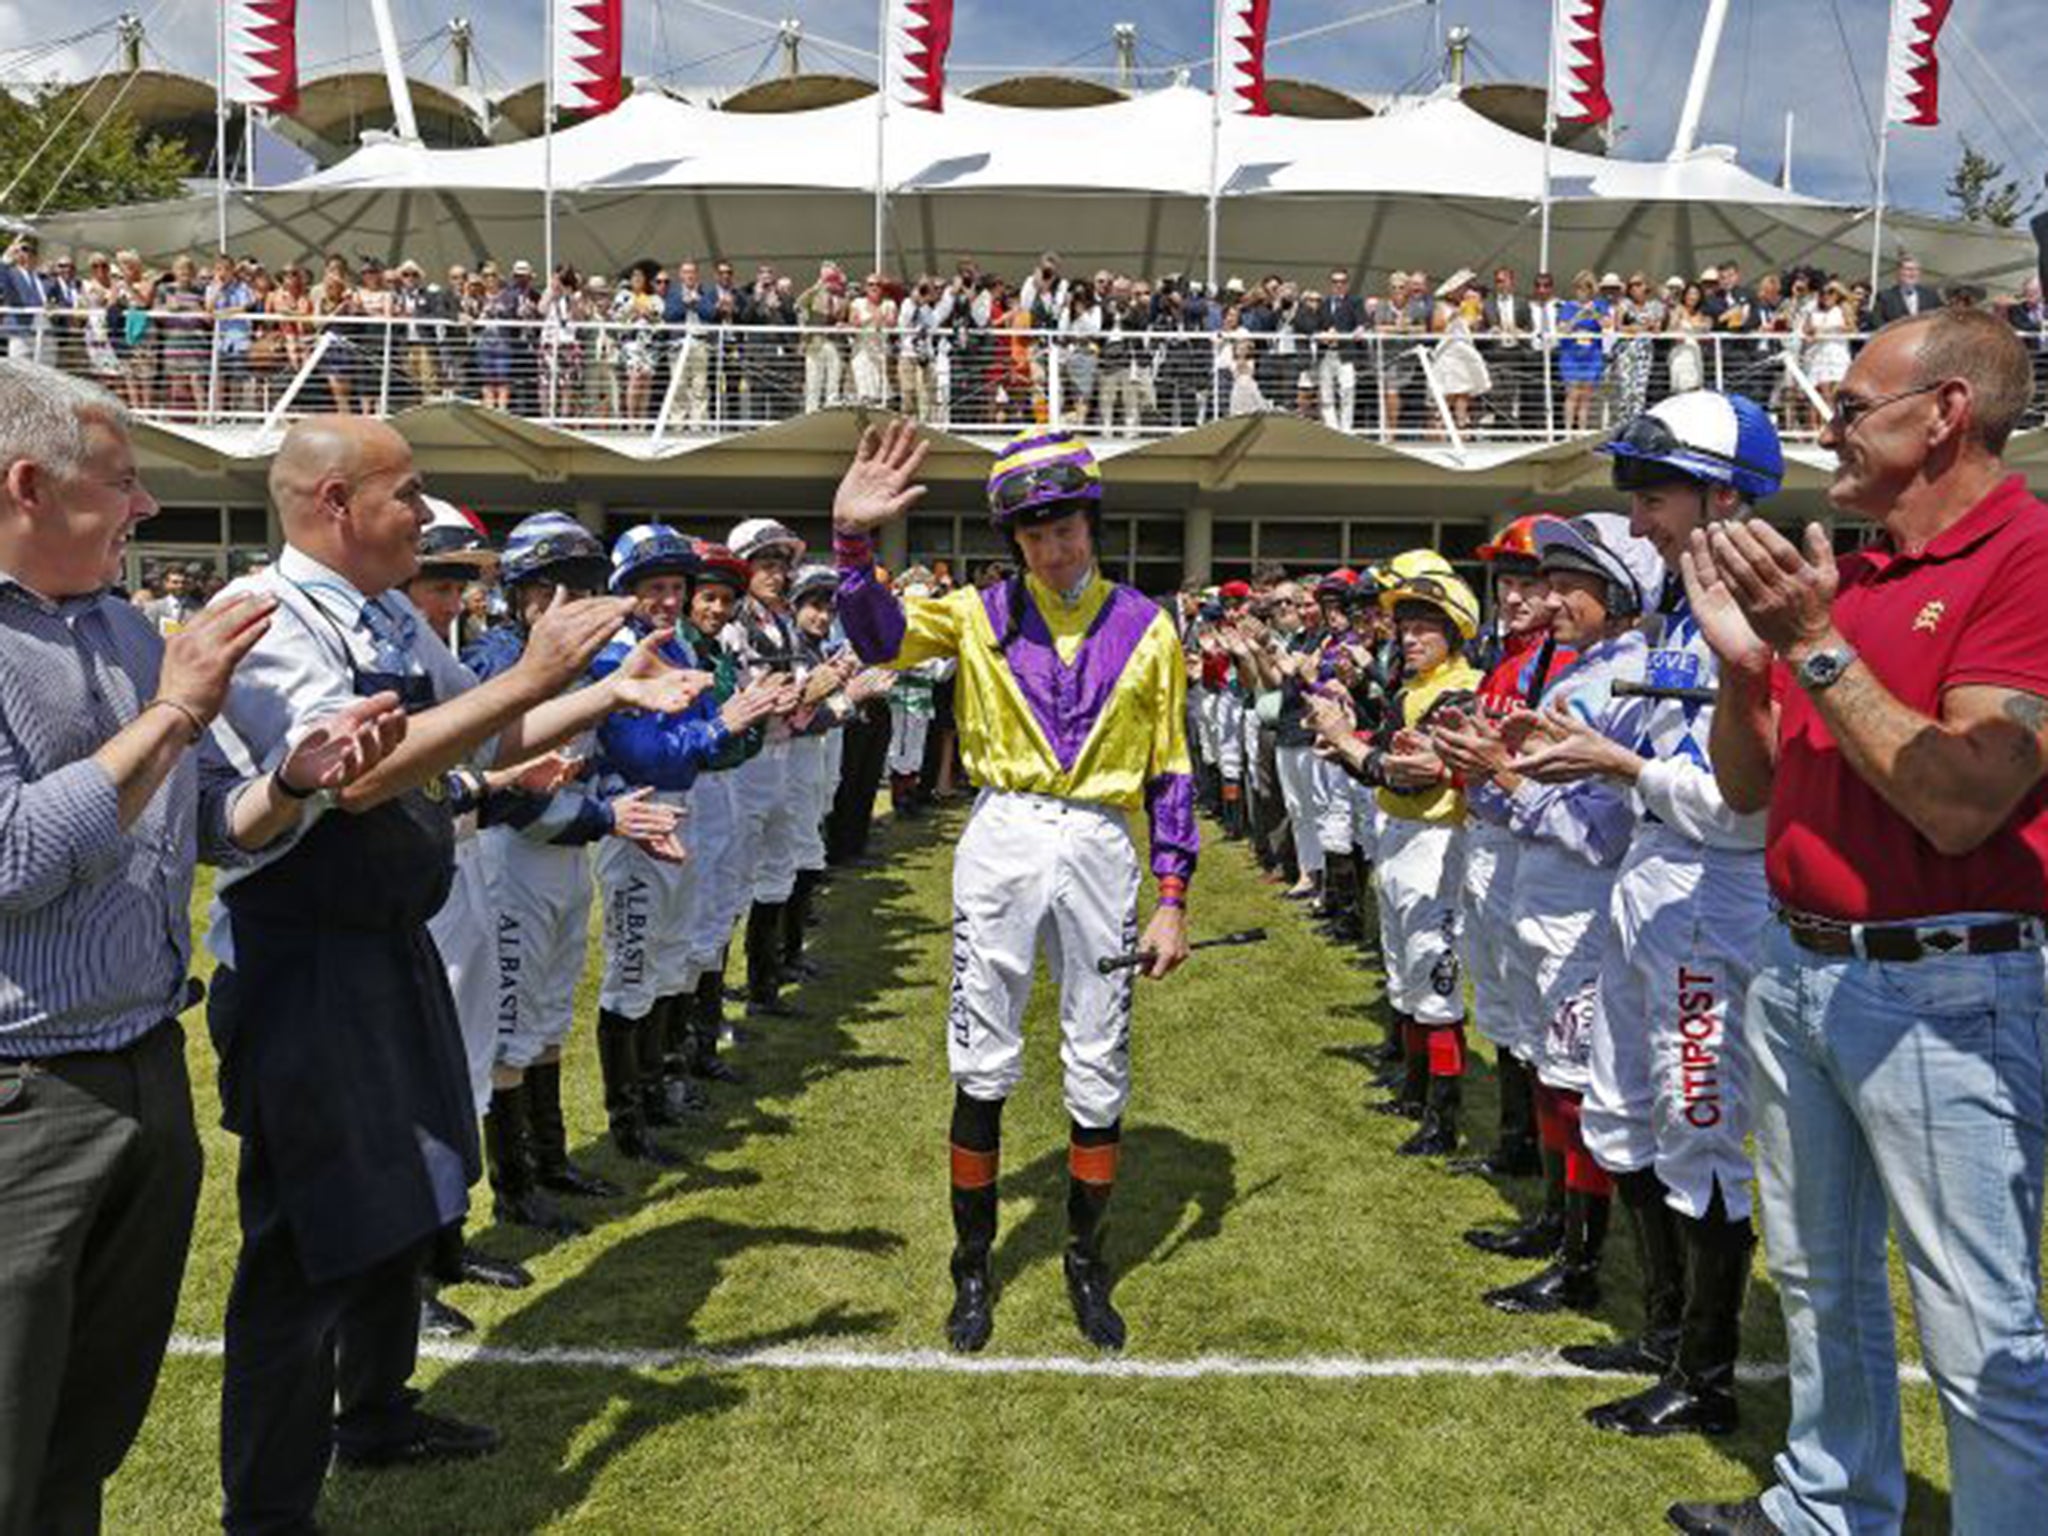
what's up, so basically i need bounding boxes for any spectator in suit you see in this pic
[1316,269,1367,432]
[1481,267,1533,430]
[1871,256,1943,327]
[1,235,51,364]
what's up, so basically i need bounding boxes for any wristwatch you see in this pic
[1794,643,1858,693]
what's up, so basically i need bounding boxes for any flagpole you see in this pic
[1539,0,1558,277]
[1206,0,1223,293]
[1869,119,1891,299]
[544,0,557,284]
[215,0,229,252]
[873,0,888,281]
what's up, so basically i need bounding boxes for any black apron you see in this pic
[209,611,480,1285]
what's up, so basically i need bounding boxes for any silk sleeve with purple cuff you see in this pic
[1146,770,1199,887]
[1145,604,1199,893]
[833,529,907,664]
[834,526,970,670]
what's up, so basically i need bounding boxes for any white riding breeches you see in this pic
[595,788,699,1021]
[946,790,1141,1128]
[1374,815,1465,1025]
[1584,830,1768,1219]
[428,832,499,1117]
[483,827,592,1070]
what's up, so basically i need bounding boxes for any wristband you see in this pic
[273,766,319,801]
[145,697,206,745]
[832,527,875,565]
[1157,876,1187,910]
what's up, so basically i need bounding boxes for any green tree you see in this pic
[0,83,194,218]
[1944,137,2030,228]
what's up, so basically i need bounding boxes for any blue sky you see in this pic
[5,0,2045,217]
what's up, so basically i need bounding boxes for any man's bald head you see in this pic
[270,416,428,597]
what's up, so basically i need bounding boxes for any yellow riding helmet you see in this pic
[1379,569,1481,641]
[1385,548,1456,584]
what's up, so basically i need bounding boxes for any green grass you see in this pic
[110,805,1975,1535]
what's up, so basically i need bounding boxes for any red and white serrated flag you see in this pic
[1884,0,1953,128]
[552,0,626,119]
[885,0,954,113]
[1549,0,1611,126]
[224,0,299,116]
[1218,0,1272,117]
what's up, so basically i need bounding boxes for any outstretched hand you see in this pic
[832,419,930,535]
[1700,518,1840,660]
[277,691,409,795]
[1680,528,1772,676]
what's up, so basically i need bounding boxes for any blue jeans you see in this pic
[1746,921,2048,1535]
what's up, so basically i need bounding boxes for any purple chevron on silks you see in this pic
[978,579,1154,772]
[1145,770,1198,884]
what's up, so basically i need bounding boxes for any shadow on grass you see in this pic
[327,1215,904,1536]
[989,1124,1238,1292]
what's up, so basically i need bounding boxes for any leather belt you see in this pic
[1776,907,2046,964]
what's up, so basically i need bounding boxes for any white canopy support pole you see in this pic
[872,0,888,280]
[544,0,557,283]
[1781,111,1795,192]
[1670,0,1731,160]
[214,0,229,252]
[1869,120,1891,298]
[1206,0,1223,294]
[366,0,421,141]
[1538,0,1556,278]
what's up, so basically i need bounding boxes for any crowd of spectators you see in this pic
[6,232,2045,438]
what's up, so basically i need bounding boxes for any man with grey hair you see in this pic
[0,361,406,1536]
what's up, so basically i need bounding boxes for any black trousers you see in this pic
[827,702,891,864]
[220,1140,426,1536]
[0,1021,202,1536]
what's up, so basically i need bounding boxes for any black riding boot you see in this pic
[1565,1168,1686,1375]
[782,868,823,981]
[1316,852,1363,941]
[946,1092,1002,1353]
[657,994,708,1113]
[1484,1186,1610,1314]
[528,1058,620,1198]
[1465,1139,1567,1256]
[689,969,744,1083]
[946,1182,998,1353]
[1064,1138,1127,1351]
[1452,1051,1541,1178]
[1398,1070,1461,1157]
[1585,1199,1754,1437]
[597,1009,681,1167]
[484,1081,584,1235]
[1372,1019,1426,1120]
[636,1009,686,1129]
[745,901,795,1017]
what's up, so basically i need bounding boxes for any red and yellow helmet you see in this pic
[1475,514,1561,571]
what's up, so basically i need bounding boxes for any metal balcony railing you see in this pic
[6,305,2044,448]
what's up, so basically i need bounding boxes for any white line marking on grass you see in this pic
[167,1334,1932,1387]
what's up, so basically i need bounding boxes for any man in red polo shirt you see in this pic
[1665,308,2048,1536]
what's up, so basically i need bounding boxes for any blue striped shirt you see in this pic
[0,573,255,1056]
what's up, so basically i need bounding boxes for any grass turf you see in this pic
[110,804,1974,1535]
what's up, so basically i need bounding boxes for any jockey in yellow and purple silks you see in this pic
[831,422,1196,1358]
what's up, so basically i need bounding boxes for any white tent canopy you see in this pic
[39,85,2038,289]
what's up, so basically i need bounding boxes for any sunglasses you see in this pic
[992,461,1094,514]
[1828,381,1944,434]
